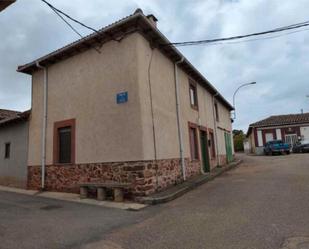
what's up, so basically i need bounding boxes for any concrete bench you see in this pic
[78,182,131,202]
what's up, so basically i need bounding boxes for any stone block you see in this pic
[113,188,124,202]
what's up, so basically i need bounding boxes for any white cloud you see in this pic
[1,0,309,130]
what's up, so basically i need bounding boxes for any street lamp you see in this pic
[232,81,256,120]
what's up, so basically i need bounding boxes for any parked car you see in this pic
[264,140,290,155]
[292,140,309,153]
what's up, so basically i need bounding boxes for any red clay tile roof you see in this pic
[17,9,234,111]
[0,109,20,121]
[0,109,30,127]
[250,113,309,128]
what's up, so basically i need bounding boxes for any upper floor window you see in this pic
[214,102,219,121]
[189,81,198,110]
[53,119,76,164]
[4,142,10,159]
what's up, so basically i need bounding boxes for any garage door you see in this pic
[300,126,309,140]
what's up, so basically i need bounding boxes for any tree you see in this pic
[233,129,245,152]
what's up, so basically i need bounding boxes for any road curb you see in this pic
[0,185,147,211]
[136,159,243,205]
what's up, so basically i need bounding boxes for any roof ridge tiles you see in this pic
[250,112,309,127]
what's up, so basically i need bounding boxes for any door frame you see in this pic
[284,133,298,148]
[224,132,233,163]
[200,127,210,173]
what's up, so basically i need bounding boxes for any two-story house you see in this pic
[17,9,234,197]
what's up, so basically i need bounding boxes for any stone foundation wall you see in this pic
[218,155,227,166]
[209,155,228,169]
[27,154,231,197]
[27,158,202,197]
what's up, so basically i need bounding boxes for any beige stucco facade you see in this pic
[28,31,233,169]
[22,11,236,198]
[29,33,144,166]
[136,33,233,167]
[0,121,28,188]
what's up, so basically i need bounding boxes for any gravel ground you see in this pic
[1,153,309,249]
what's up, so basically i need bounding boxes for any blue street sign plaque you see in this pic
[116,91,128,104]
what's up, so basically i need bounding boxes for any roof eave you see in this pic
[17,13,144,74]
[137,19,234,110]
[250,121,309,129]
[17,12,234,110]
[0,0,15,11]
[0,110,30,127]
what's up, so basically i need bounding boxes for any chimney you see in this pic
[134,8,143,15]
[147,14,158,27]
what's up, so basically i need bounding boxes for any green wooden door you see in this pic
[225,132,233,163]
[200,130,210,172]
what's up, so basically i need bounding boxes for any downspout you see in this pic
[147,48,159,190]
[174,57,186,181]
[36,61,48,190]
[212,93,220,166]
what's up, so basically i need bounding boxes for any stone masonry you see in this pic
[27,158,202,197]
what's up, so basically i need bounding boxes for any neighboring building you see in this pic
[0,0,16,12]
[17,9,234,197]
[247,113,309,154]
[243,138,251,154]
[0,109,29,188]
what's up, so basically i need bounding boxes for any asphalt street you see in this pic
[0,153,309,249]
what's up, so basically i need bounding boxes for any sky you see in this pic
[1,0,309,131]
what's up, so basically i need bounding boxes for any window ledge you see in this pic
[190,105,198,111]
[53,163,74,166]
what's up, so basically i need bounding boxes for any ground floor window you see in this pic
[53,119,76,164]
[285,133,298,147]
[4,142,10,159]
[58,127,72,163]
[265,132,274,143]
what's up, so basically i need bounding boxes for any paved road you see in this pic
[1,154,309,249]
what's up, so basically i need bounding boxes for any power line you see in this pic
[186,27,309,47]
[166,20,309,47]
[41,0,309,49]
[49,5,84,38]
[41,0,101,53]
[41,0,100,35]
[50,6,102,53]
